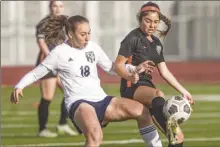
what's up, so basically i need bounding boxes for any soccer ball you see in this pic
[163,96,192,124]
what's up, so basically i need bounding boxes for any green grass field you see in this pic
[1,83,220,147]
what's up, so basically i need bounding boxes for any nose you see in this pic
[150,22,154,28]
[85,34,90,41]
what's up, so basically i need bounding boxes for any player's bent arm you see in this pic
[14,65,51,89]
[96,44,137,76]
[113,55,133,80]
[108,62,137,75]
[15,48,59,89]
[96,49,136,76]
[157,62,188,94]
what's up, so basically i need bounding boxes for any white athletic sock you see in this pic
[139,125,163,147]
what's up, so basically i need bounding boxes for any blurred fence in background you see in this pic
[1,1,220,66]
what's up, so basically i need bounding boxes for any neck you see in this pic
[67,40,83,49]
[139,27,151,37]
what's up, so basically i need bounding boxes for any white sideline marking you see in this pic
[2,94,220,106]
[3,137,220,147]
[2,111,220,122]
[2,119,220,128]
[1,127,219,137]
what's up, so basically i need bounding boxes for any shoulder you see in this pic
[87,41,100,48]
[86,41,106,57]
[152,35,163,46]
[36,15,51,30]
[87,41,103,52]
[51,43,69,54]
[121,28,140,44]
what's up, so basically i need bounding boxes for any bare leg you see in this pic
[103,97,162,147]
[73,103,103,147]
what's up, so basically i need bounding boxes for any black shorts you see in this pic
[120,80,156,99]
[36,52,57,80]
[68,96,114,134]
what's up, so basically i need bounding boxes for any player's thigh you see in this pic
[74,103,102,138]
[133,86,164,107]
[40,77,57,100]
[103,97,152,124]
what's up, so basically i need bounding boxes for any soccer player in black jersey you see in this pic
[114,2,194,147]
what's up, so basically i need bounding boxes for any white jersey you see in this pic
[41,41,114,111]
[15,41,137,113]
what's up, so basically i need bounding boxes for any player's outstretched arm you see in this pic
[157,62,194,104]
[10,49,59,104]
[10,64,51,104]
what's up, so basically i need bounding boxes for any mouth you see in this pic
[148,30,154,33]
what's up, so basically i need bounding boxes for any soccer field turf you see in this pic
[1,84,220,147]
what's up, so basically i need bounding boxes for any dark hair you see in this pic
[38,15,68,46]
[38,15,89,45]
[64,15,89,35]
[137,2,171,37]
[49,0,56,8]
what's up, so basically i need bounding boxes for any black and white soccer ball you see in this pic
[163,96,192,124]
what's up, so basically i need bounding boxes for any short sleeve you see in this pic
[96,44,113,72]
[158,39,165,63]
[35,23,45,39]
[35,16,50,39]
[41,49,59,71]
[159,48,165,63]
[118,37,137,58]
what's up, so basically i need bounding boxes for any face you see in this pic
[140,11,160,36]
[68,22,91,49]
[50,1,64,16]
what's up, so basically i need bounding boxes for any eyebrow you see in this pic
[145,18,160,22]
[80,30,91,34]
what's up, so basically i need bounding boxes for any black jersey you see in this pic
[118,28,165,88]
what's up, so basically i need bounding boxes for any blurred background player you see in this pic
[35,0,77,137]
[114,2,194,147]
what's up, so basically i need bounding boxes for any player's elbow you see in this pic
[159,68,170,78]
[113,62,123,73]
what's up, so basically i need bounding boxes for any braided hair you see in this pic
[137,2,171,37]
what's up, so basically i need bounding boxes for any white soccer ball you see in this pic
[163,96,192,124]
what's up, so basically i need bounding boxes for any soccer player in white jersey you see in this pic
[10,15,163,147]
[35,0,77,137]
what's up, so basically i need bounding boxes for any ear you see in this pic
[68,32,73,39]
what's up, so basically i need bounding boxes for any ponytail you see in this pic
[38,15,68,45]
[158,13,171,37]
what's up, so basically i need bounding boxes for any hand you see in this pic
[182,91,195,105]
[128,72,139,84]
[10,88,23,104]
[136,60,155,75]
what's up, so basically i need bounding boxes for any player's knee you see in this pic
[154,89,164,98]
[131,102,145,118]
[136,106,153,126]
[42,95,53,101]
[134,104,150,120]
[86,127,103,146]
[41,90,54,100]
